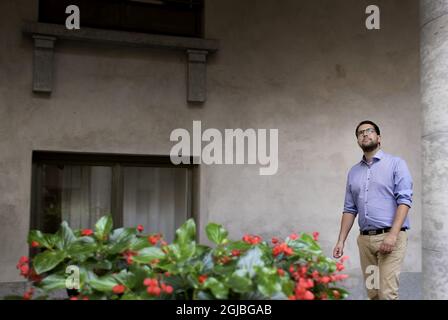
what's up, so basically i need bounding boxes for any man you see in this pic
[333,120,413,300]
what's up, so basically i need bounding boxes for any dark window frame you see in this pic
[38,0,205,38]
[30,150,197,234]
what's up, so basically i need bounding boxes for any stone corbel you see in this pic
[187,50,208,103]
[32,35,56,93]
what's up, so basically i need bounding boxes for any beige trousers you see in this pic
[357,231,408,300]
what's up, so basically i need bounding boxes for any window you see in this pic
[31,151,196,242]
[38,0,204,38]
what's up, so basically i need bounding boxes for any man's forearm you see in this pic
[337,213,356,243]
[389,204,409,236]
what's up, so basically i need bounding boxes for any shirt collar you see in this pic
[361,149,384,164]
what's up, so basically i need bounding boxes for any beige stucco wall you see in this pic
[0,0,421,296]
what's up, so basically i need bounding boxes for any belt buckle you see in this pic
[368,230,376,235]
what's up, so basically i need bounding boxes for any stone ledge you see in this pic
[22,22,219,52]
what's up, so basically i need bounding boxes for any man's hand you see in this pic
[379,233,398,254]
[333,241,344,258]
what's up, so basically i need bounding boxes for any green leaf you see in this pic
[179,242,196,262]
[204,277,229,299]
[28,231,57,250]
[205,223,228,245]
[88,274,119,293]
[95,215,113,241]
[226,241,252,251]
[195,290,215,300]
[201,252,214,273]
[67,237,97,262]
[130,237,152,251]
[168,242,196,263]
[56,222,76,250]
[33,250,66,275]
[227,270,252,293]
[133,247,166,264]
[237,247,265,277]
[256,267,282,298]
[121,293,141,300]
[39,273,67,291]
[113,269,137,289]
[174,218,196,246]
[195,245,211,257]
[108,228,136,254]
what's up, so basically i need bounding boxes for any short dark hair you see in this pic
[355,120,380,137]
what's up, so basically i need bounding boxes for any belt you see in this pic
[360,227,406,236]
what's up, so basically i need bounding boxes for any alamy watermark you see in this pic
[63,4,380,31]
[170,121,278,176]
[66,265,80,290]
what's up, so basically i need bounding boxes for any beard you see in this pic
[359,139,379,152]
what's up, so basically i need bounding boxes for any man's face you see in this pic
[356,124,381,152]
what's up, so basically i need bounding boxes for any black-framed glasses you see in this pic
[357,127,376,138]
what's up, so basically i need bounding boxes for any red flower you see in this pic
[163,285,173,294]
[242,234,262,245]
[336,262,345,271]
[289,233,299,240]
[69,296,78,300]
[320,276,331,284]
[312,232,319,241]
[198,275,208,284]
[23,288,33,300]
[29,268,42,283]
[340,256,349,263]
[304,290,315,300]
[284,247,294,256]
[277,268,285,276]
[137,224,144,233]
[19,264,30,277]
[31,241,40,248]
[148,234,160,245]
[272,242,293,257]
[252,235,262,244]
[81,229,93,236]
[301,266,308,275]
[271,237,279,244]
[333,290,341,299]
[219,256,231,264]
[231,249,241,257]
[334,274,349,281]
[123,250,137,265]
[18,256,29,265]
[112,284,125,294]
[147,286,161,296]
[144,278,158,287]
[164,272,171,277]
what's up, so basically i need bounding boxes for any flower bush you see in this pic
[14,216,349,300]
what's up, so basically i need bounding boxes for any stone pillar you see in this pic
[420,0,448,300]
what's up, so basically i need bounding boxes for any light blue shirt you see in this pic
[343,149,413,231]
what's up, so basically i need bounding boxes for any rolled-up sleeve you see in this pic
[394,159,413,208]
[343,174,358,215]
